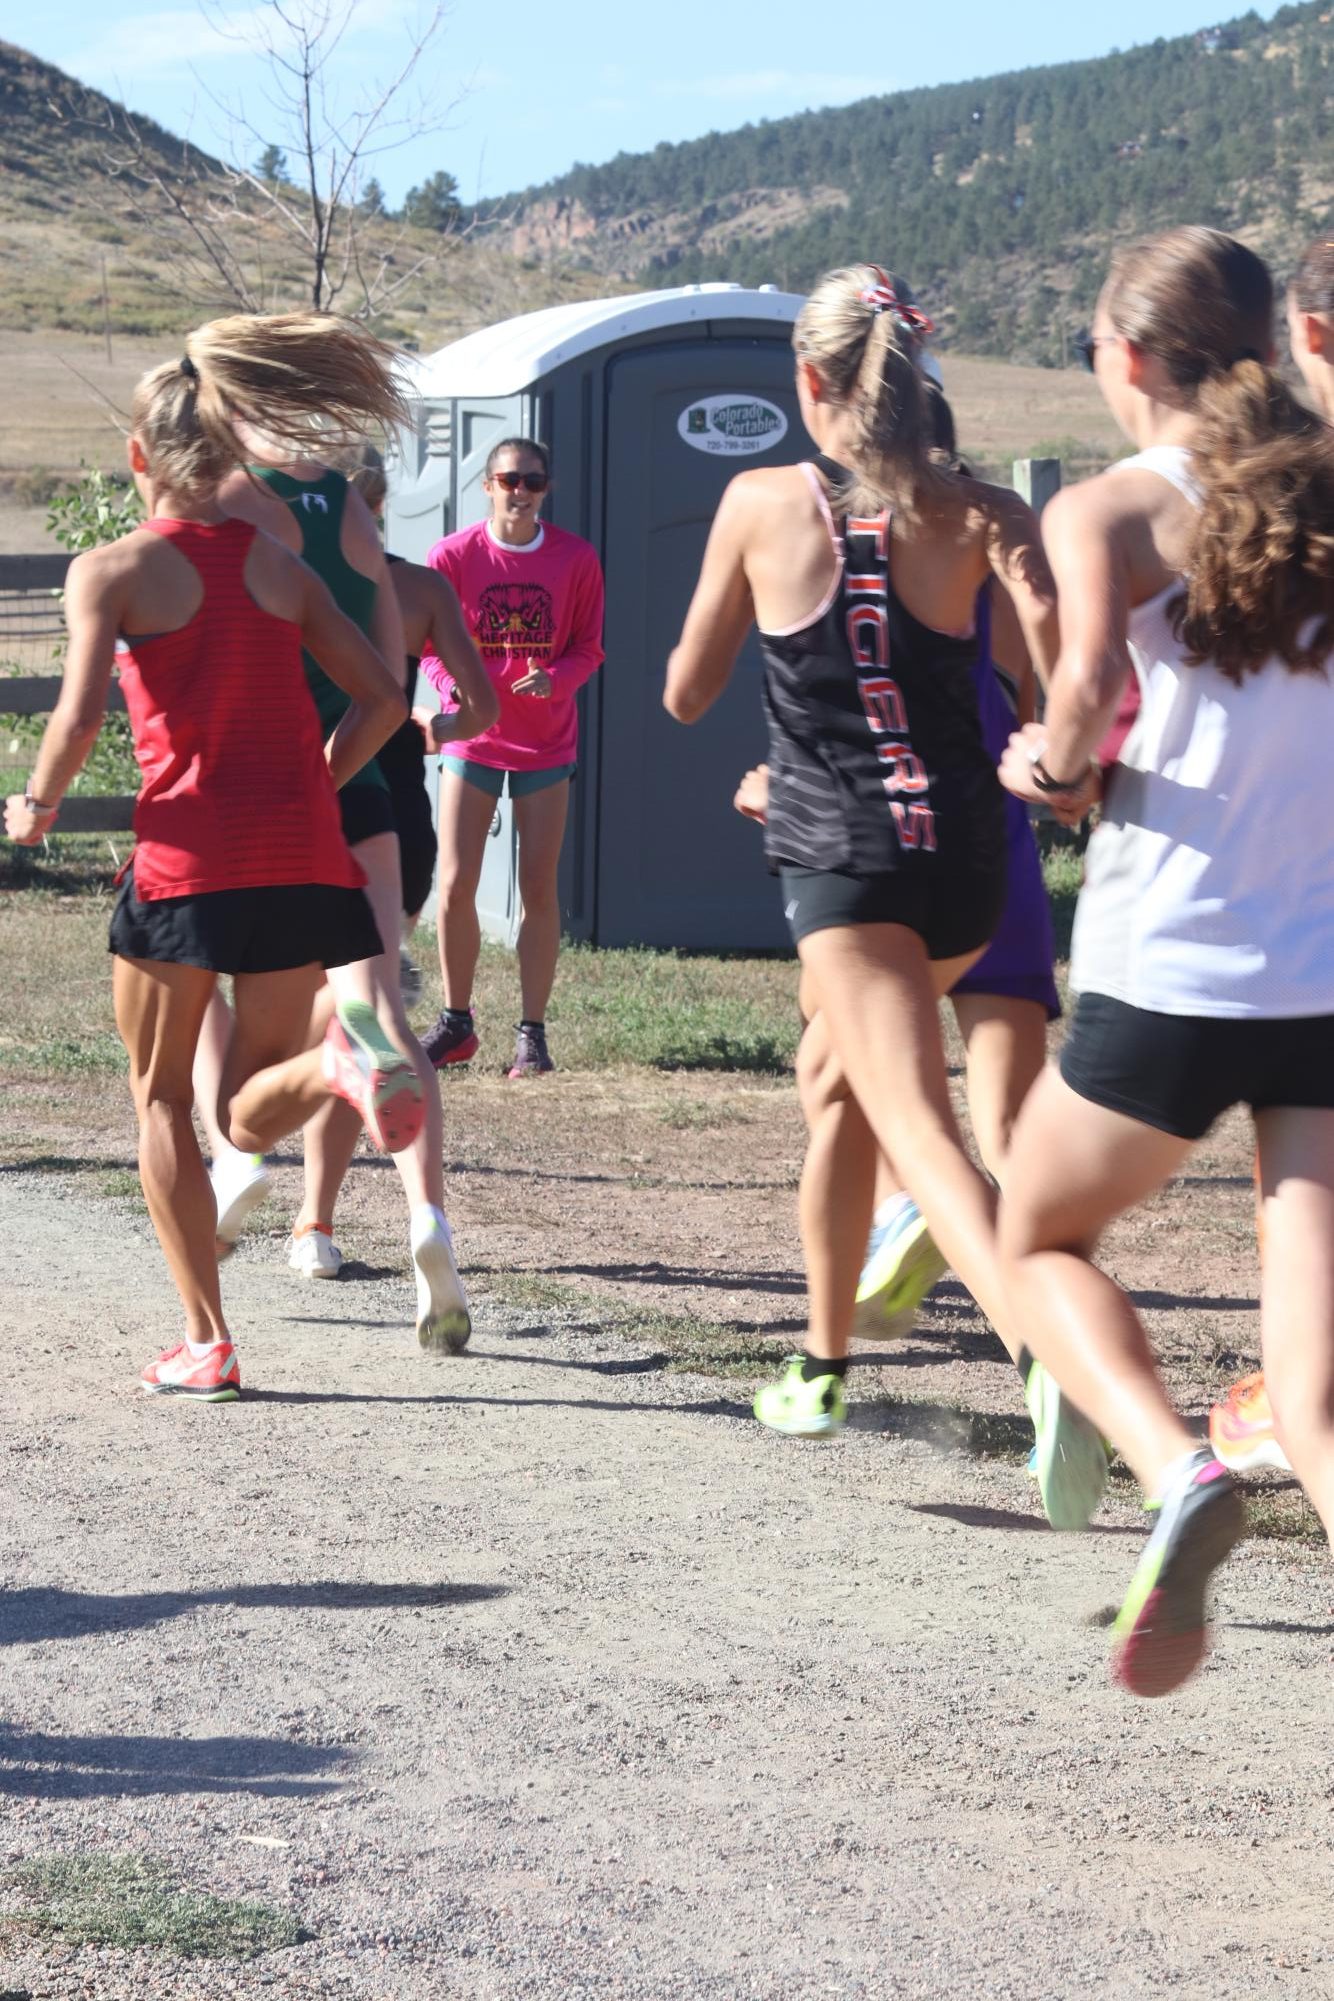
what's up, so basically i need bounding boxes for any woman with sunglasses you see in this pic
[419,438,605,1079]
[997,226,1334,1697]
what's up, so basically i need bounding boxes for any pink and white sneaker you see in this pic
[141,1341,241,1401]
[321,1000,424,1154]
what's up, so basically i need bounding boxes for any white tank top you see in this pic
[1072,445,1334,1019]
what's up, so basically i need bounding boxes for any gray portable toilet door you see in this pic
[595,339,808,950]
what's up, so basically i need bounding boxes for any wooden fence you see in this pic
[0,458,1062,843]
[1,552,133,834]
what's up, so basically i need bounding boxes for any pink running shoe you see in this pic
[141,1341,240,1401]
[322,1001,424,1154]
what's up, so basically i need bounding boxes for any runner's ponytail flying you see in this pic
[132,314,409,504]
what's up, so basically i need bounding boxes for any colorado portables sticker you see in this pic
[678,395,788,457]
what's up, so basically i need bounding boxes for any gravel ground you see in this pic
[2,1083,1333,1999]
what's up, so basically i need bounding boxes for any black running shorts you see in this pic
[778,863,1005,961]
[339,782,397,847]
[389,778,437,918]
[109,869,383,976]
[1060,991,1334,1141]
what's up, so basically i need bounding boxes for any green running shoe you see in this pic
[753,1356,846,1438]
[1111,1450,1245,1699]
[1023,1355,1109,1531]
[854,1198,947,1335]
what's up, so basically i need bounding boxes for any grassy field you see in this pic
[0,839,1084,1084]
[0,329,1123,553]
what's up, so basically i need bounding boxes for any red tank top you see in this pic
[117,518,364,900]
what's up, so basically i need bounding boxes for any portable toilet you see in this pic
[387,283,812,951]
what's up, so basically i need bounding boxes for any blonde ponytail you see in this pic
[794,263,950,519]
[130,313,409,502]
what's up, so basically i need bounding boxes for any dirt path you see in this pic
[2,1124,1333,1998]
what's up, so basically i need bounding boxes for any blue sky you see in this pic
[22,0,1285,204]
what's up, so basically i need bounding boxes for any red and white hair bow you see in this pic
[858,269,936,337]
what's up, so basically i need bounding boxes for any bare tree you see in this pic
[76,0,467,322]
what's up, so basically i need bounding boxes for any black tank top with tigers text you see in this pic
[759,461,1004,879]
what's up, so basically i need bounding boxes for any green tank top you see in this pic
[253,465,386,791]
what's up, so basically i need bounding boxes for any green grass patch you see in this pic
[1,711,139,797]
[481,1270,587,1314]
[0,1854,305,1960]
[97,1168,145,1208]
[409,935,800,1077]
[1241,1488,1326,1547]
[1040,840,1084,961]
[28,1033,126,1078]
[617,1305,780,1379]
[657,1100,756,1130]
[0,835,124,895]
[537,945,798,1074]
[478,1271,781,1380]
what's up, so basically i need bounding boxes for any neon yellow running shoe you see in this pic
[854,1198,947,1334]
[753,1356,846,1438]
[1111,1450,1245,1698]
[1023,1354,1110,1532]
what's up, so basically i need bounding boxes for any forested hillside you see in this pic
[494,1,1334,360]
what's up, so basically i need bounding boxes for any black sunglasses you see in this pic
[491,470,549,493]
[1073,328,1111,373]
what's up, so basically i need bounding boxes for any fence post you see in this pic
[1012,457,1062,513]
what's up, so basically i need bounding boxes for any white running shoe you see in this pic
[411,1208,471,1355]
[288,1225,343,1279]
[399,948,424,1009]
[211,1148,272,1250]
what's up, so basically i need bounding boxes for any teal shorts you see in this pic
[442,758,575,800]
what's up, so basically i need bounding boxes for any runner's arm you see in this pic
[998,482,1134,806]
[985,492,1060,690]
[665,480,756,723]
[296,566,408,790]
[6,550,120,840]
[422,573,498,741]
[987,580,1037,725]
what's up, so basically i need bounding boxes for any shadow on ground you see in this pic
[0,1580,506,1647]
[0,1725,347,1800]
[909,1500,1143,1537]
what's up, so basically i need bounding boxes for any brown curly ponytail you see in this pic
[130,313,409,503]
[1104,227,1334,683]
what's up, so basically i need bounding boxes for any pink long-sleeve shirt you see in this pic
[421,519,605,771]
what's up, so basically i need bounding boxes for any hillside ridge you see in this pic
[488,1,1334,360]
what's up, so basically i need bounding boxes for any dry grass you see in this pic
[0,878,801,1083]
[0,332,1125,554]
[943,353,1126,472]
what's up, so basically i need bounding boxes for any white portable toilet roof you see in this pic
[408,284,804,399]
[406,280,944,400]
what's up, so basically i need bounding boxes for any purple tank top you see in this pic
[952,590,1060,1016]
